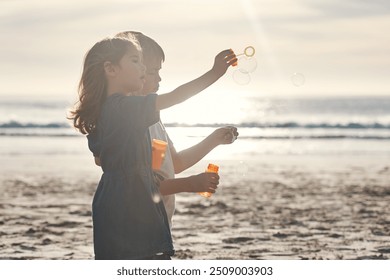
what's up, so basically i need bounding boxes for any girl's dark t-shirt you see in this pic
[88,93,173,259]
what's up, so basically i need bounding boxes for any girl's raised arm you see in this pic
[155,49,237,111]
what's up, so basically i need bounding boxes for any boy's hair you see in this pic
[115,31,165,62]
[69,36,140,135]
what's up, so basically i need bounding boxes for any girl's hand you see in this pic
[211,49,237,77]
[188,172,220,193]
[212,126,239,145]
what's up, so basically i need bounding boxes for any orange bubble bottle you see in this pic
[152,139,167,170]
[198,163,219,198]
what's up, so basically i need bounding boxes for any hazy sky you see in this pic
[1,0,389,98]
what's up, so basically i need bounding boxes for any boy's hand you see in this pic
[212,126,239,145]
[212,49,237,77]
[188,172,220,193]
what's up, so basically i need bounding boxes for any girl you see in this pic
[69,36,236,259]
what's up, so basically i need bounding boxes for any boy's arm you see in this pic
[170,126,238,174]
[159,172,219,195]
[155,49,236,111]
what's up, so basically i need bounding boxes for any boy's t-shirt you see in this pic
[149,121,175,228]
[88,93,174,260]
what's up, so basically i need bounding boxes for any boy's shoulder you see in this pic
[106,93,156,104]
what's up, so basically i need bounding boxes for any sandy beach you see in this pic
[1,137,389,260]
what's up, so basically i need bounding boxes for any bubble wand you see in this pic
[230,46,257,85]
[232,46,256,66]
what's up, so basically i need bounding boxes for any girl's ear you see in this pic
[104,61,116,77]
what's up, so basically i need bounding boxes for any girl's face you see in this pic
[116,45,146,94]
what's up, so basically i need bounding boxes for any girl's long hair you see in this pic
[69,36,139,135]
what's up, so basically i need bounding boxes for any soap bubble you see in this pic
[231,46,257,85]
[232,69,251,85]
[238,56,257,74]
[152,193,161,203]
[291,72,305,87]
[235,160,249,177]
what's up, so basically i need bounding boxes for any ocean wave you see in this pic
[0,121,69,128]
[1,120,390,129]
[1,131,389,140]
[164,122,390,129]
[0,132,79,137]
[237,135,390,140]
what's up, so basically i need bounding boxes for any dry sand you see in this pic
[1,158,389,260]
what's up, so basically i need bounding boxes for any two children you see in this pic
[70,35,237,259]
[114,31,239,229]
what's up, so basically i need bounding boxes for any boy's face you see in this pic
[140,57,162,96]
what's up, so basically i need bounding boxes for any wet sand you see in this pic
[173,164,390,260]
[1,157,389,260]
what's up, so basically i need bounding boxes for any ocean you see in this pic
[1,95,389,137]
[1,95,390,261]
[1,95,389,178]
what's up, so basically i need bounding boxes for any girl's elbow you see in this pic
[173,163,185,174]
[174,166,183,174]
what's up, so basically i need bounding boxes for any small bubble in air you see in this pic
[291,72,305,87]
